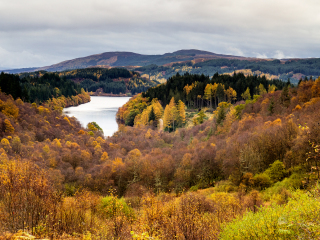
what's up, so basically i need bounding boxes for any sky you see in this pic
[1,0,320,69]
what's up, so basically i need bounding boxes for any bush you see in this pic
[265,160,286,182]
[263,173,303,203]
[99,195,134,220]
[220,189,320,239]
[253,173,272,190]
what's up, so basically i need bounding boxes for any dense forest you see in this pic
[143,72,288,106]
[2,67,158,103]
[135,58,320,83]
[57,68,158,95]
[0,72,320,238]
[117,73,289,130]
[0,71,89,106]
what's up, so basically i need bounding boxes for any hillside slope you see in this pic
[4,50,256,73]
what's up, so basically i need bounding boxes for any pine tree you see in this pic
[280,85,290,108]
[268,98,275,115]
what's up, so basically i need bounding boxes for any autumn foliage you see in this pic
[1,76,320,238]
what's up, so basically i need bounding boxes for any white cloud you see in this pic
[273,50,285,59]
[255,53,268,59]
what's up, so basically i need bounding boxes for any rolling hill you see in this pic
[3,49,320,83]
[4,50,258,73]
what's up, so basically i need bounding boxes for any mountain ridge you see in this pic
[3,49,262,73]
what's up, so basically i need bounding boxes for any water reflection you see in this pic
[63,96,130,137]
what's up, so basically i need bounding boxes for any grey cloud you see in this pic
[1,0,320,68]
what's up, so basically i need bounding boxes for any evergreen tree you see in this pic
[280,85,290,108]
[216,106,226,125]
[268,98,275,115]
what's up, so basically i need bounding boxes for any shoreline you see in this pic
[89,92,132,97]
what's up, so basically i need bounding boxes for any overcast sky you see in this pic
[1,0,320,69]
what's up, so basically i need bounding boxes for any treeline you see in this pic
[117,72,287,131]
[135,58,320,83]
[0,72,85,104]
[59,67,158,95]
[142,72,287,107]
[194,58,320,76]
[80,79,127,94]
[60,67,134,81]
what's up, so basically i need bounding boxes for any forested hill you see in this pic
[135,58,320,84]
[56,67,158,95]
[0,71,88,105]
[117,72,289,130]
[5,49,320,83]
[27,49,253,72]
[143,72,287,106]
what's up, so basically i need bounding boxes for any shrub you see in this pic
[220,189,320,239]
[265,160,286,182]
[253,173,272,190]
[99,195,134,220]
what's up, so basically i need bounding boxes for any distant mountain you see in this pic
[4,50,320,83]
[2,67,39,74]
[32,50,258,72]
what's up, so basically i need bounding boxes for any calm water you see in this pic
[63,96,130,137]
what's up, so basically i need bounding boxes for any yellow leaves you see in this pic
[183,84,193,96]
[37,106,50,115]
[302,97,320,109]
[31,102,37,109]
[94,143,102,157]
[225,86,237,103]
[96,136,106,144]
[81,150,91,161]
[0,99,19,119]
[78,129,86,135]
[42,144,50,153]
[163,97,178,130]
[112,157,125,173]
[15,98,24,105]
[293,104,302,112]
[1,138,10,146]
[258,83,267,95]
[52,138,62,148]
[268,84,277,93]
[1,138,11,153]
[4,119,14,133]
[136,99,164,127]
[128,149,142,160]
[271,118,282,126]
[177,100,186,126]
[101,152,109,162]
[260,97,270,114]
[218,106,237,134]
[87,122,98,131]
[63,116,72,126]
[241,87,251,100]
[109,142,120,149]
[145,129,152,139]
[0,148,8,162]
[66,141,72,148]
